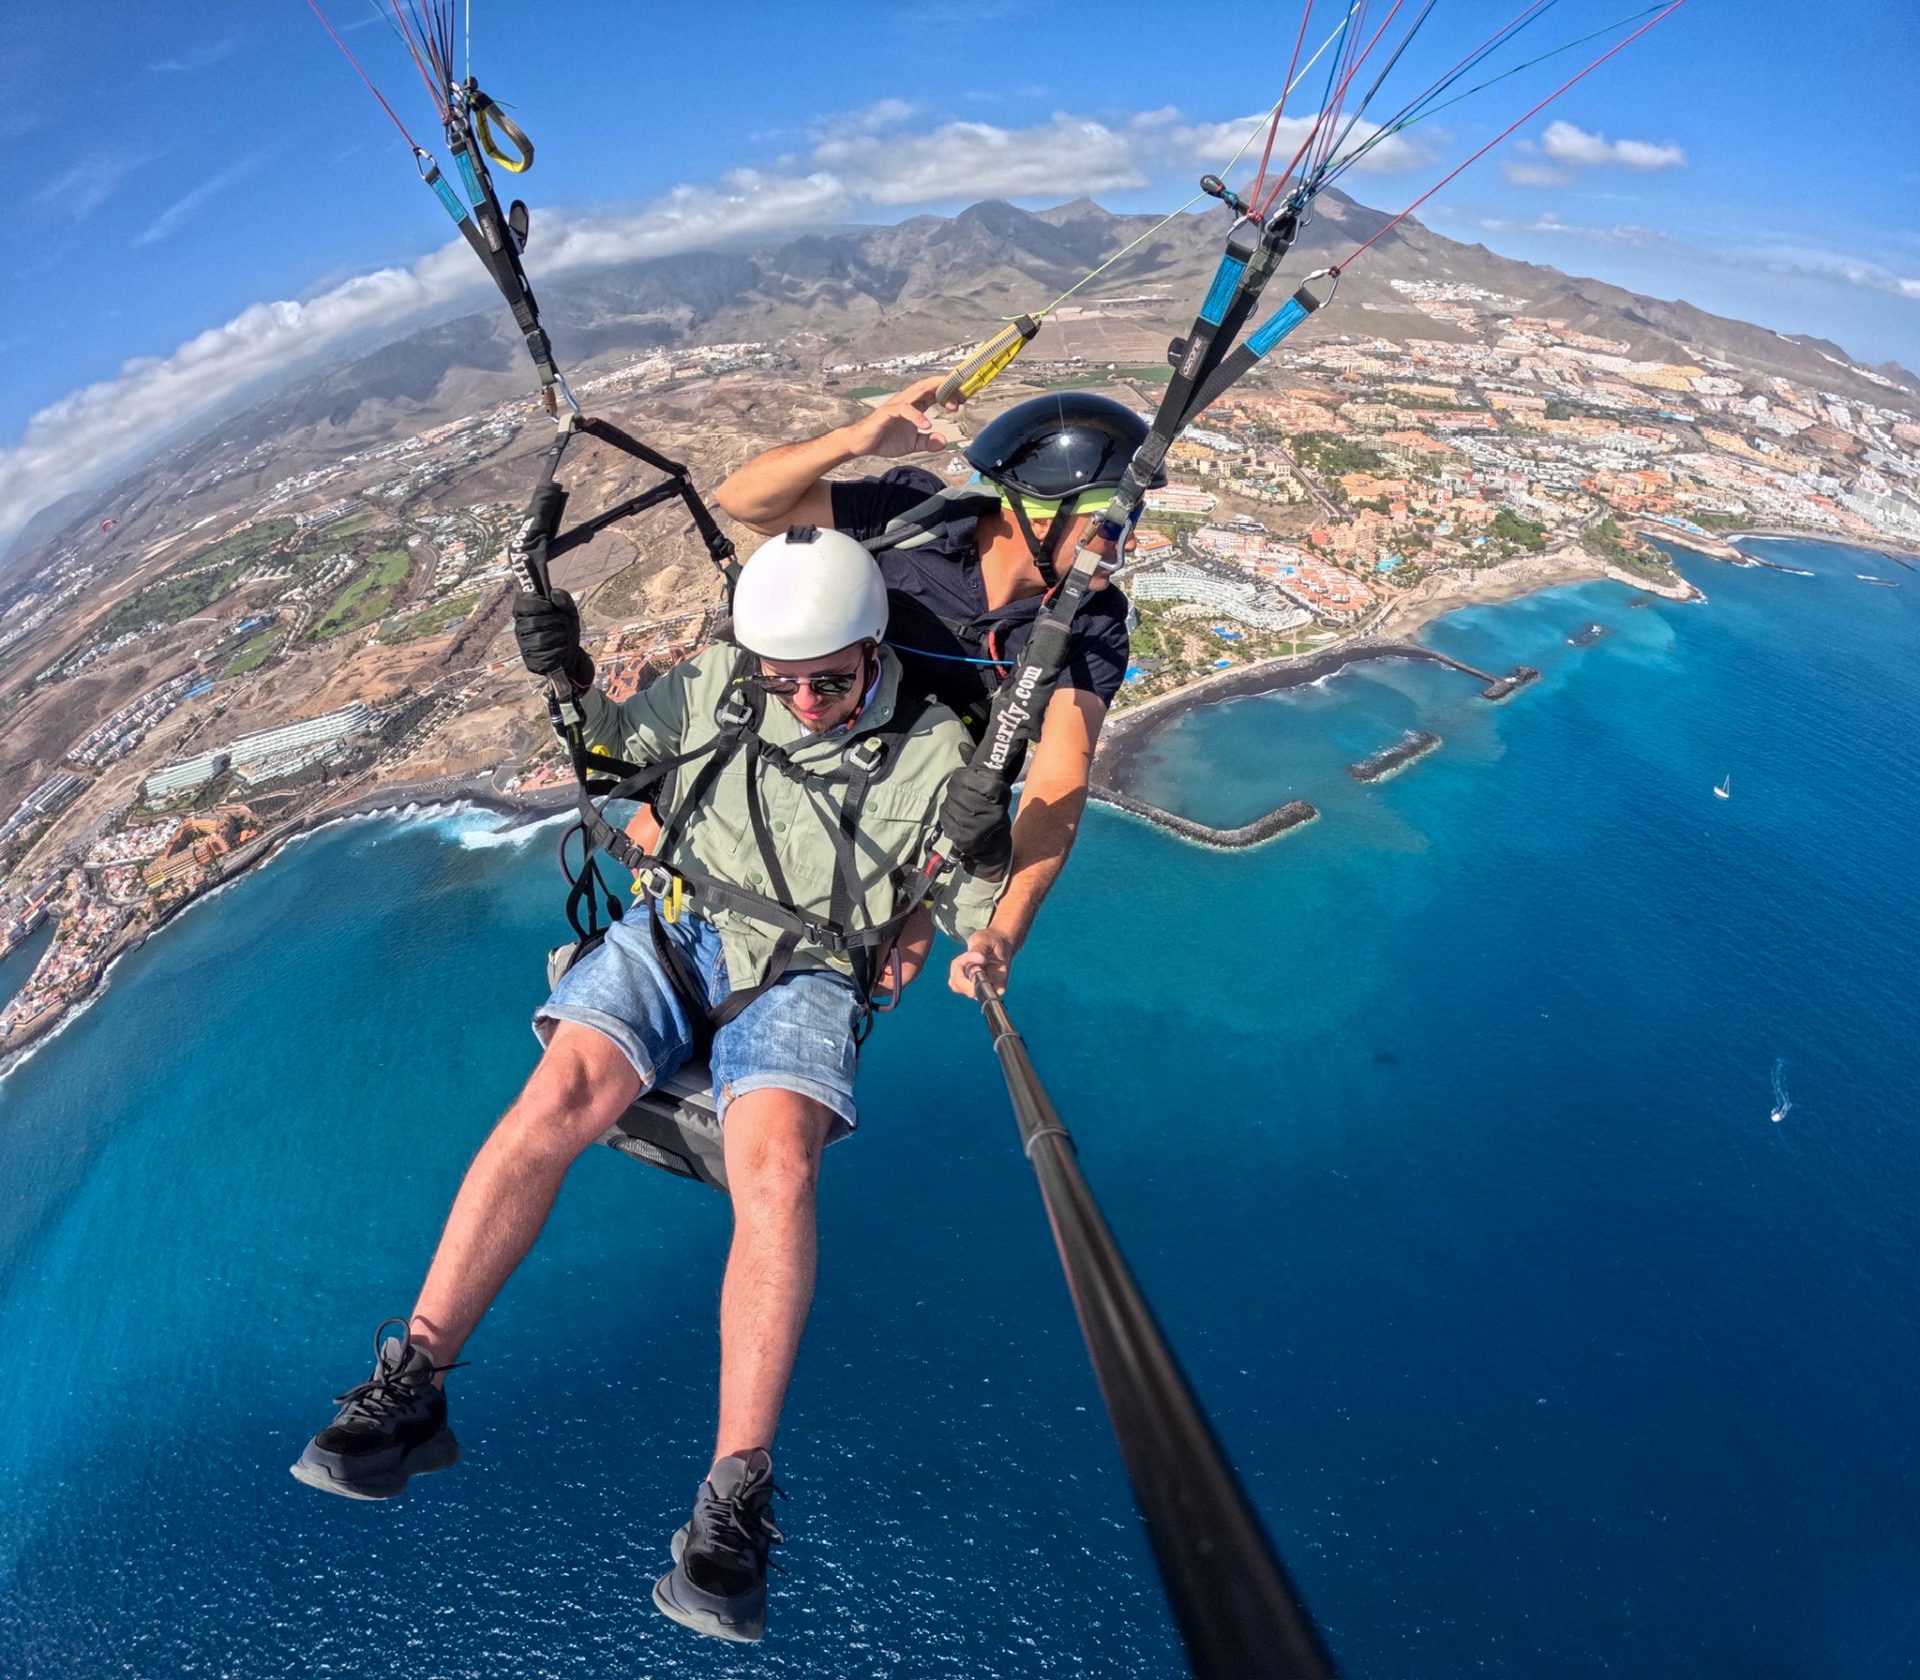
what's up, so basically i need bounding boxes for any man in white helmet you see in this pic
[291,528,1004,1646]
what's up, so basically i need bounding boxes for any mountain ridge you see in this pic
[9,192,1915,578]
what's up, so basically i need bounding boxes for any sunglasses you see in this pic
[751,661,865,699]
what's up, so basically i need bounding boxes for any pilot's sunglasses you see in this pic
[752,665,864,699]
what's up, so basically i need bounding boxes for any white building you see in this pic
[1129,564,1311,632]
[1145,483,1218,515]
[226,702,375,775]
[143,752,230,805]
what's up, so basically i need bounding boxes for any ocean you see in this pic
[1,536,1915,1678]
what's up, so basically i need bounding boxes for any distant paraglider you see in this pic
[100,517,116,534]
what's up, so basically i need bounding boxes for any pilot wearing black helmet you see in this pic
[714,380,1162,997]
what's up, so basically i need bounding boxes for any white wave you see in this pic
[320,798,571,849]
[452,809,573,850]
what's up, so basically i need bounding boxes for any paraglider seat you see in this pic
[598,1065,728,1192]
[546,939,730,1192]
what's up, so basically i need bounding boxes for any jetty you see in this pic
[1412,644,1540,699]
[1349,730,1441,784]
[1097,638,1542,791]
[1481,665,1540,702]
[1090,784,1318,851]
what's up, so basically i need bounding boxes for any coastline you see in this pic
[1095,544,1698,796]
[1647,521,1920,567]
[1096,637,1465,794]
[0,524,1867,1072]
[0,770,575,1077]
[1731,526,1920,563]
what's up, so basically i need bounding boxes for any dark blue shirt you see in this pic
[830,466,1132,706]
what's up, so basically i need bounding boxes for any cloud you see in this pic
[1747,244,1920,302]
[811,115,1145,205]
[1500,161,1568,189]
[813,99,916,140]
[1501,212,1668,247]
[1168,111,1426,178]
[147,36,241,74]
[4,100,1225,544]
[32,154,148,224]
[1538,121,1685,171]
[1482,213,1920,299]
[134,152,272,248]
[0,169,857,548]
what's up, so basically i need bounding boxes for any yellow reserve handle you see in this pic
[471,90,534,173]
[935,315,1040,405]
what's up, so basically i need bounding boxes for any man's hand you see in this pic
[939,762,1013,877]
[949,924,1018,997]
[512,588,594,691]
[839,376,955,461]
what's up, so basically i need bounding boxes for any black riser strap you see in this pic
[972,607,1074,779]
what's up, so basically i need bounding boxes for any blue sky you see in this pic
[4,0,1916,545]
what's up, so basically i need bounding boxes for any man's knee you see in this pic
[724,1090,832,1215]
[498,1022,641,1161]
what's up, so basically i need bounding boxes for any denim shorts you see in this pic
[533,911,863,1139]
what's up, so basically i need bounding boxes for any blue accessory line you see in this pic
[1199,257,1248,326]
[1247,296,1312,358]
[886,642,1004,666]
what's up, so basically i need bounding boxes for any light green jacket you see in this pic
[576,643,998,990]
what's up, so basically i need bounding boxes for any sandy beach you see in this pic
[1375,544,1700,637]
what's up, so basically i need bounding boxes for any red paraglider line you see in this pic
[1333,0,1690,271]
[305,0,427,153]
[383,0,454,120]
[1248,0,1319,212]
[1261,0,1410,219]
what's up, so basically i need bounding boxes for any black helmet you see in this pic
[965,393,1165,502]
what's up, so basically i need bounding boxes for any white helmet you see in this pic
[731,526,889,661]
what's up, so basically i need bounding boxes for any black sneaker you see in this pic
[651,1450,785,1643]
[290,1319,461,1501]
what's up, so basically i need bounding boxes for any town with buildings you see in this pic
[2,278,1916,1058]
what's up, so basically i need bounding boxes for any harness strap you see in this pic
[860,488,1001,558]
[698,740,809,1034]
[995,488,1075,590]
[572,667,934,985]
[960,204,1304,789]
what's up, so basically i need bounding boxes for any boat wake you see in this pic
[1770,1057,1793,1124]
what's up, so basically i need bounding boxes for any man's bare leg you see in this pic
[712,1088,835,1462]
[409,1021,642,1369]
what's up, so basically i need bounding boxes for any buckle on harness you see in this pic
[717,686,755,728]
[845,735,887,775]
[639,865,687,923]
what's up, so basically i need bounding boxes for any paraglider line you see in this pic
[307,0,427,152]
[1333,0,1690,271]
[1248,0,1320,210]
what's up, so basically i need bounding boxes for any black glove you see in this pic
[940,762,1013,878]
[512,588,594,692]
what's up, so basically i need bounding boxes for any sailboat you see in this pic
[1713,774,1731,800]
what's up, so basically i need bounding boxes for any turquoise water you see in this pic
[2,537,1915,1676]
